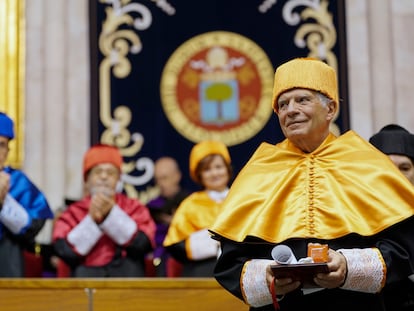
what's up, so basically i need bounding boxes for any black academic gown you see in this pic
[215,218,414,311]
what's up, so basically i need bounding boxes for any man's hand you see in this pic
[313,249,347,288]
[89,186,115,223]
[266,265,301,295]
[158,213,173,225]
[0,171,10,206]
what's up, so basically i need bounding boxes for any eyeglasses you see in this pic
[89,167,119,178]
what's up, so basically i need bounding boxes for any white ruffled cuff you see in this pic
[186,229,219,260]
[338,248,386,293]
[0,194,30,234]
[241,259,274,307]
[99,205,137,245]
[67,215,103,255]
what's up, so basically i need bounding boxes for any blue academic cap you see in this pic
[0,112,15,139]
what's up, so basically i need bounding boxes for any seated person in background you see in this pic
[369,124,414,311]
[209,58,414,310]
[147,156,190,277]
[52,144,156,277]
[0,112,54,277]
[370,124,414,184]
[163,140,232,277]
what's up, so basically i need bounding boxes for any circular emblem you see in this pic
[160,31,274,146]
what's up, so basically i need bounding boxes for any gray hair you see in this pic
[316,92,332,107]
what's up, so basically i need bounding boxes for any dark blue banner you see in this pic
[89,0,348,199]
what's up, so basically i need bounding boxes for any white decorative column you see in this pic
[346,0,414,139]
[25,0,90,243]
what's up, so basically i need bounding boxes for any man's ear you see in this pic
[326,101,338,121]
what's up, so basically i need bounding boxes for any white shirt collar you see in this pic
[207,188,229,202]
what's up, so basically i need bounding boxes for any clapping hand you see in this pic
[89,185,115,223]
[0,171,10,207]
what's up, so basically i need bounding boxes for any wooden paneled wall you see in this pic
[0,278,248,311]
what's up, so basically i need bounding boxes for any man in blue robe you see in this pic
[0,112,53,277]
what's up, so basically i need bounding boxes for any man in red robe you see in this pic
[53,144,155,277]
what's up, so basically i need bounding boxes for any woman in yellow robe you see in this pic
[163,140,232,277]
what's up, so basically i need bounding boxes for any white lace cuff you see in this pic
[67,215,103,255]
[0,194,30,234]
[186,229,219,260]
[338,248,386,293]
[241,259,274,307]
[100,205,137,245]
